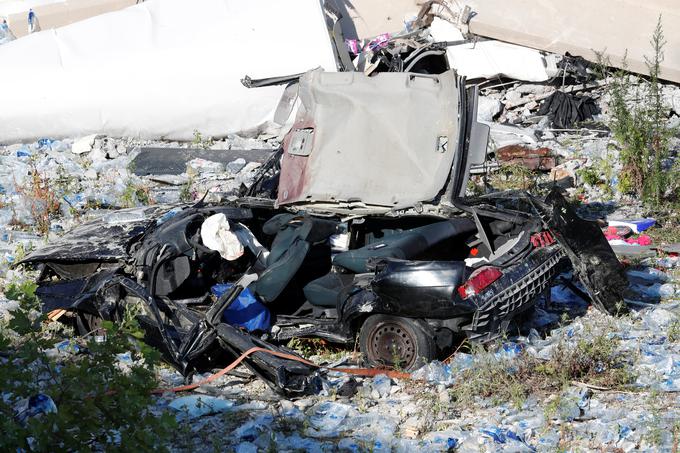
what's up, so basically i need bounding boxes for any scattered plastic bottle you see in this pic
[168,395,235,420]
[14,394,57,425]
[16,147,32,158]
[369,374,392,399]
[412,360,454,385]
[658,256,680,269]
[156,207,183,225]
[102,209,147,224]
[308,401,350,434]
[37,138,54,149]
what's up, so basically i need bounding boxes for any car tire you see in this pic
[359,314,435,371]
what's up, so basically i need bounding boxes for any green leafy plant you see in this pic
[15,164,61,235]
[598,16,678,205]
[578,165,601,187]
[668,320,680,342]
[179,176,195,203]
[192,130,214,149]
[487,163,540,192]
[120,179,152,208]
[0,285,175,451]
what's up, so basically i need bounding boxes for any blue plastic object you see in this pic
[211,284,271,332]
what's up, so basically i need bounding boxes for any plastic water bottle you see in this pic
[0,19,15,44]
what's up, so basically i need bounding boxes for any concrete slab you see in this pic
[130,147,275,176]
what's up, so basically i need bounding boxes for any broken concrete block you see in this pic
[90,147,107,163]
[187,158,226,175]
[477,96,502,122]
[401,416,424,438]
[71,134,99,154]
[505,90,522,103]
[550,162,579,184]
[662,86,680,115]
[227,158,247,174]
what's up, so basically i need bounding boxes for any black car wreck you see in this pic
[20,68,629,397]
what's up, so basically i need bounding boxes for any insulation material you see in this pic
[0,0,337,143]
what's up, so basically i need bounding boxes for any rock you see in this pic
[71,134,98,154]
[477,97,502,122]
[90,148,107,163]
[662,86,680,115]
[516,84,552,95]
[293,398,315,411]
[106,148,119,159]
[438,389,450,405]
[187,158,225,175]
[505,90,522,103]
[227,158,247,173]
[401,416,424,438]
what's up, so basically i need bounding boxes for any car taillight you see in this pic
[457,266,503,299]
[531,230,555,248]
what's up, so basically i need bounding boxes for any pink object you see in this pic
[366,33,391,51]
[625,235,652,246]
[345,39,360,54]
[604,228,622,241]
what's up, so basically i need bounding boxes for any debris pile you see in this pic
[1,0,680,451]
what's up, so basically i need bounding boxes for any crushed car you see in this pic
[19,67,629,396]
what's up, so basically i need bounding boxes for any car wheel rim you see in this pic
[368,321,416,369]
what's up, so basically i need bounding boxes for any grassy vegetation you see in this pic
[486,163,541,192]
[644,210,680,244]
[120,179,152,208]
[286,337,347,364]
[449,325,636,411]
[667,320,680,343]
[192,130,214,150]
[179,175,196,203]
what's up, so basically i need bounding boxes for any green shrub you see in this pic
[599,16,678,205]
[0,284,176,452]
